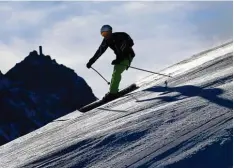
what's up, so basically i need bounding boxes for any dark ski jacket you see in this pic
[88,32,135,65]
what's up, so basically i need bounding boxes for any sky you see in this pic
[0,1,233,98]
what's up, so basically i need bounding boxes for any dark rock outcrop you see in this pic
[0,50,97,145]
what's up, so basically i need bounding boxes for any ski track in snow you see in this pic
[0,42,232,168]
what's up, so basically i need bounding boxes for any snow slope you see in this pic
[0,41,232,168]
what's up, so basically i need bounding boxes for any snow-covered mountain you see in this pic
[0,50,96,146]
[0,41,232,168]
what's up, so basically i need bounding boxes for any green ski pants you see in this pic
[109,59,131,94]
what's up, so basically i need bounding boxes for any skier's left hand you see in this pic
[126,57,133,70]
[111,59,120,65]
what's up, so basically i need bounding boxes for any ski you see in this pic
[79,84,138,112]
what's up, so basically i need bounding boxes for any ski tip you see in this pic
[79,83,138,112]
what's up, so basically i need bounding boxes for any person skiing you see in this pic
[86,25,135,100]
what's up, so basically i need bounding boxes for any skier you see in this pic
[86,25,135,100]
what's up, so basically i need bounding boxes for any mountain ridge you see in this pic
[0,49,97,145]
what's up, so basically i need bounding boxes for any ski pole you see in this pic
[91,67,110,85]
[119,64,173,78]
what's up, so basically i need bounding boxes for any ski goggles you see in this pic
[101,31,111,38]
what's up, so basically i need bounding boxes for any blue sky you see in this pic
[0,1,232,98]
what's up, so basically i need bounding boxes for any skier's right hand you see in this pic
[86,61,92,69]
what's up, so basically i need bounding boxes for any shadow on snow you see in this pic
[138,77,232,110]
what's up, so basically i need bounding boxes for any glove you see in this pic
[126,57,133,70]
[126,64,130,70]
[111,59,121,65]
[86,61,93,69]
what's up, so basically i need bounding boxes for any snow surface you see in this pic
[0,42,232,168]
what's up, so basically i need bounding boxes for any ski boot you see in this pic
[102,92,119,101]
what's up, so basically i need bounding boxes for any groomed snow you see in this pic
[0,42,232,168]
